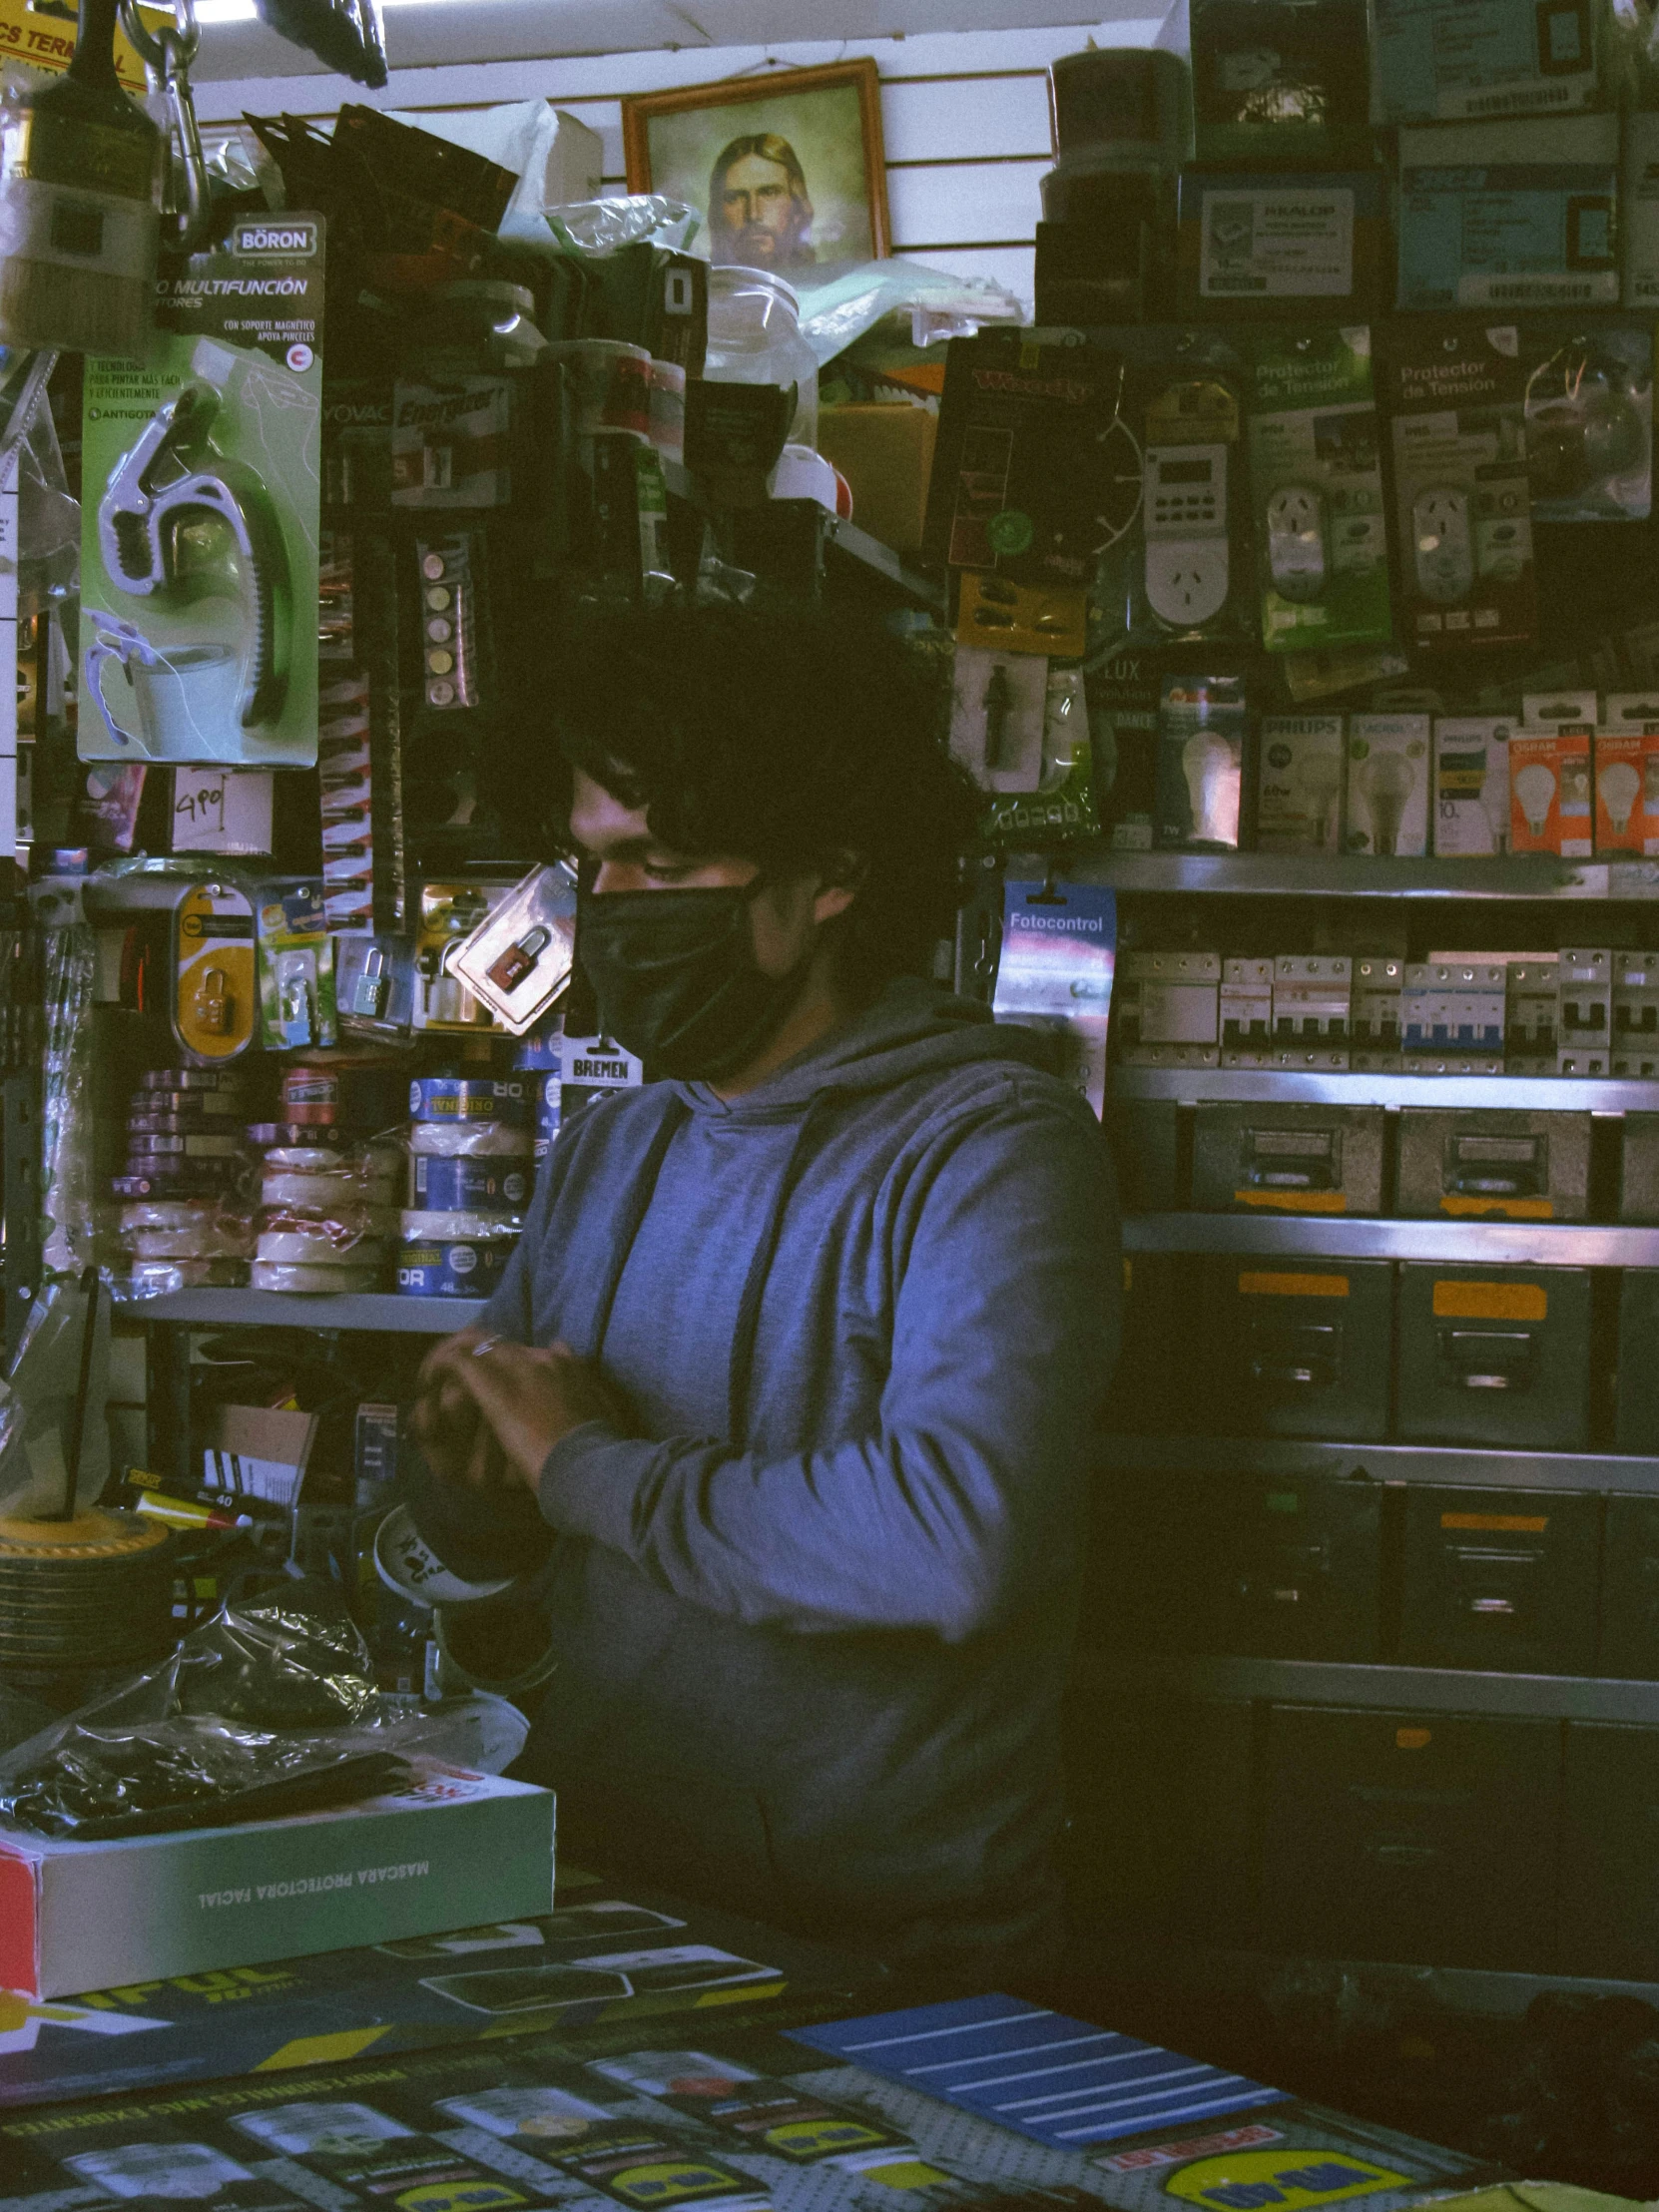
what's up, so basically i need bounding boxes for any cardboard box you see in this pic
[1179,171,1384,318]
[1257,716,1346,851]
[1627,110,1659,308]
[1346,714,1429,855]
[1510,728,1592,856]
[1432,718,1511,855]
[817,403,936,555]
[1396,116,1619,312]
[0,1761,554,1999]
[1371,0,1602,125]
[1193,0,1371,164]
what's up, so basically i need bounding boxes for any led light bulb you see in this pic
[1360,751,1416,856]
[1515,761,1557,837]
[1182,730,1238,845]
[1599,760,1641,834]
[1300,749,1344,849]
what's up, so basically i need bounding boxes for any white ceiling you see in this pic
[189,0,1180,79]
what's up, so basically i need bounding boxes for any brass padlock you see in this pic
[193,966,232,1036]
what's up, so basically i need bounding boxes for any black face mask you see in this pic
[575,879,813,1081]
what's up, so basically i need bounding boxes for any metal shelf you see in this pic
[1023,849,1659,900]
[1100,1652,1659,1724]
[125,1291,486,1333]
[1112,1066,1659,1109]
[1101,1433,1659,1494]
[1122,1211,1659,1266]
[659,459,942,611]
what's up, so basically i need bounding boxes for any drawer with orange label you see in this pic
[1202,1258,1391,1440]
[1395,1263,1592,1449]
[1191,1102,1384,1215]
[1395,1108,1590,1222]
[1397,1484,1600,1674]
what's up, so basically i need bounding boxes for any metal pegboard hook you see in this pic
[121,0,212,256]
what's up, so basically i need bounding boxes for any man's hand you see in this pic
[416,1332,629,1492]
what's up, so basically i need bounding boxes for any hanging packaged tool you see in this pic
[450,862,578,1035]
[81,215,324,766]
[172,877,256,1060]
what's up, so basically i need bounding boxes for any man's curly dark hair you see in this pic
[545,603,982,994]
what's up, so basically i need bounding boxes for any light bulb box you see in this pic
[1257,714,1346,851]
[0,1761,554,2000]
[1433,717,1511,855]
[1346,713,1429,855]
[1597,693,1659,855]
[1510,727,1592,856]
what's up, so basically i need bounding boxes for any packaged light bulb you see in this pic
[1511,723,1593,857]
[1432,717,1512,857]
[1257,715,1346,852]
[1155,672,1247,849]
[1346,714,1428,856]
[1595,695,1659,855]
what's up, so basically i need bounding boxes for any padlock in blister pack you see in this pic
[449,862,578,1035]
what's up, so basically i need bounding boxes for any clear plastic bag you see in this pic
[0,1274,107,1518]
[795,256,1025,370]
[545,195,699,257]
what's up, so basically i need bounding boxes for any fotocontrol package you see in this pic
[1245,324,1390,654]
[448,861,578,1035]
[1369,0,1603,123]
[1347,713,1430,855]
[1386,321,1535,652]
[1395,116,1619,313]
[1521,321,1652,522]
[80,216,324,767]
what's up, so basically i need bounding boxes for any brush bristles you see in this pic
[0,257,149,357]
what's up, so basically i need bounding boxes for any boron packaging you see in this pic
[1386,321,1534,651]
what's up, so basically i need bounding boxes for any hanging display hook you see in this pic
[120,0,212,256]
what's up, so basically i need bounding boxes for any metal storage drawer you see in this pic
[1561,1723,1659,1978]
[1614,1271,1659,1452]
[1395,1109,1590,1223]
[1201,1258,1391,1441]
[1192,1103,1385,1216]
[1396,1486,1600,1675]
[1597,1494,1659,1679]
[1395,1264,1592,1450]
[1262,1704,1560,1970]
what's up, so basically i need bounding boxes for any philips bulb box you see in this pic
[0,1760,554,2000]
[1245,326,1391,654]
[1395,1107,1592,1221]
[1200,1256,1393,1448]
[1433,717,1512,854]
[1192,0,1372,166]
[1346,714,1430,854]
[1395,1261,1593,1450]
[1179,171,1384,320]
[1397,1482,1600,1675]
[1192,1101,1384,1216]
[1370,0,1603,125]
[1385,320,1534,652]
[1257,715,1346,850]
[1396,116,1619,312]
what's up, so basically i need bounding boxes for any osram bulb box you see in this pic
[0,1760,554,2000]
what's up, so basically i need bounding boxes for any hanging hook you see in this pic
[122,0,212,255]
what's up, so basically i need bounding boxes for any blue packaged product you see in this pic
[411,1153,531,1213]
[408,1075,530,1125]
[397,1212,519,1298]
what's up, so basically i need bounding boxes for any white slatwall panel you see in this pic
[197,13,1175,309]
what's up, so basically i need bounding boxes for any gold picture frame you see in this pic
[622,58,891,271]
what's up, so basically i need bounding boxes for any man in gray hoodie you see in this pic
[413,605,1120,1977]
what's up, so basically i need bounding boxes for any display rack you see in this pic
[1027,849,1659,901]
[129,1290,486,1333]
[1122,1216,1659,1264]
[1114,1068,1659,1107]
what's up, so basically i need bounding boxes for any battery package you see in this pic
[1244,324,1391,654]
[1370,0,1603,124]
[1192,0,1373,166]
[1396,116,1619,312]
[1155,671,1247,848]
[1396,1108,1591,1219]
[1180,171,1384,319]
[1386,321,1535,652]
[1203,1257,1393,1441]
[1257,714,1346,850]
[1192,1101,1384,1214]
[1433,716,1512,854]
[1347,713,1429,854]
[1395,1262,1593,1449]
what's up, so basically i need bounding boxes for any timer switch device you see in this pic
[1145,441,1231,629]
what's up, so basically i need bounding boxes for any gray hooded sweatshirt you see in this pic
[479,976,1121,1970]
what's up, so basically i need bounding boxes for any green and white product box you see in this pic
[1257,715,1347,851]
[1245,326,1390,654]
[1347,713,1430,855]
[1386,320,1535,653]
[1396,116,1619,311]
[1370,0,1603,123]
[80,215,324,767]
[0,1762,554,1999]
[1433,716,1513,855]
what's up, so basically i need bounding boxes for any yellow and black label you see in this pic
[1167,2148,1410,2211]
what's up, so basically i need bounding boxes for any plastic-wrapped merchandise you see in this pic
[409,1151,529,1214]
[255,1212,396,1263]
[251,1261,382,1293]
[262,1166,400,1210]
[119,1203,255,1261]
[398,1210,519,1298]
[545,194,698,256]
[407,1120,531,1156]
[408,1074,530,1124]
[127,1259,249,1294]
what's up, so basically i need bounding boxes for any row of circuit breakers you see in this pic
[1121,1257,1655,1452]
[1122,1102,1659,1220]
[1117,948,1652,1075]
